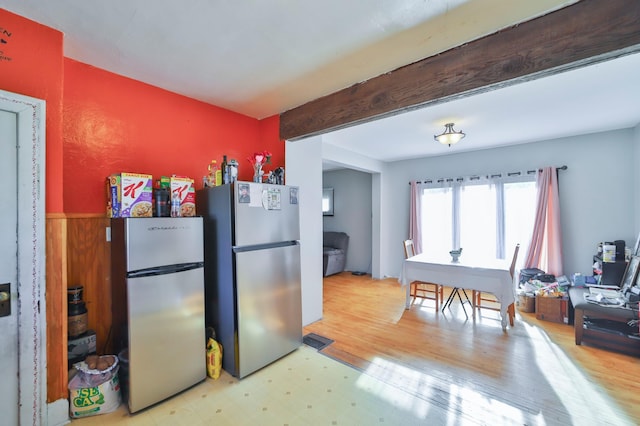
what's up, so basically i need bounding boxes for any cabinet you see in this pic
[592,255,627,286]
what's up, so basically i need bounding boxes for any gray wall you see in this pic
[318,127,637,279]
[323,169,372,273]
[383,128,636,278]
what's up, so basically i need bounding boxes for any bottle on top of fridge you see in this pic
[208,160,219,187]
[171,191,181,217]
[222,155,229,185]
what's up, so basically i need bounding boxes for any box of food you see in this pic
[106,173,153,217]
[170,176,196,216]
[106,175,121,218]
[159,175,171,189]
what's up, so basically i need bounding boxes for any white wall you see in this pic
[323,169,372,273]
[286,137,324,326]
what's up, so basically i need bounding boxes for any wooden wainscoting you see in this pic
[45,214,68,403]
[46,213,112,403]
[65,214,112,354]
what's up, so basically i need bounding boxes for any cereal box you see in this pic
[107,173,153,218]
[106,175,121,218]
[170,176,196,217]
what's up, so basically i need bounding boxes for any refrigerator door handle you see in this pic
[233,240,299,253]
[128,262,204,278]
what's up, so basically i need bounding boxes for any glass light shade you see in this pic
[434,123,465,146]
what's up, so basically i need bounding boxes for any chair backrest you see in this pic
[403,239,416,259]
[509,244,520,278]
[323,232,349,250]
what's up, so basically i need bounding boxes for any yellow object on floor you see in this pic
[206,338,222,380]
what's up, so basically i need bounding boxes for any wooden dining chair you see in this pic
[403,239,444,310]
[473,244,520,326]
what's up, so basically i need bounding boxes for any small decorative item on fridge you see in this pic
[266,167,285,185]
[247,151,271,183]
[228,159,239,183]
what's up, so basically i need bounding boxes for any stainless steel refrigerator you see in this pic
[197,182,302,378]
[110,217,206,413]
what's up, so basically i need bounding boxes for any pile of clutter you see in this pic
[517,268,568,298]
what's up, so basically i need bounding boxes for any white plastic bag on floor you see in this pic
[68,355,121,418]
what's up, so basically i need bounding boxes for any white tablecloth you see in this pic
[399,253,515,328]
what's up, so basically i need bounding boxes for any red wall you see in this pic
[63,59,283,213]
[0,9,65,213]
[1,8,283,214]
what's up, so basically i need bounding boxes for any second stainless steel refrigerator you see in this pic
[197,182,302,378]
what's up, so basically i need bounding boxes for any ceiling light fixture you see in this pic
[434,123,465,147]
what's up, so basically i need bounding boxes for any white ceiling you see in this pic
[3,0,638,167]
[322,52,640,164]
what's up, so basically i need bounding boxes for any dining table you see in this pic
[399,253,516,329]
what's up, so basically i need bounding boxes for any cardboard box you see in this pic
[517,294,535,313]
[169,176,196,216]
[106,173,153,217]
[535,296,568,323]
[106,175,120,218]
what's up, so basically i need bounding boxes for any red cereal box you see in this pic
[170,176,196,217]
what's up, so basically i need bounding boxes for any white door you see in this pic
[0,108,19,425]
[0,90,46,425]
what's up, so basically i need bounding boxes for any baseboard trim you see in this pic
[47,398,70,426]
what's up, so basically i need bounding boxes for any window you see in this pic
[418,175,536,262]
[322,188,334,216]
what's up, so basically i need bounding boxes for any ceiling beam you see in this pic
[280,0,640,141]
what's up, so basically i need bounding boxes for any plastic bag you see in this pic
[206,338,223,380]
[68,355,121,418]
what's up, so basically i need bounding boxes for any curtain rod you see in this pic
[409,165,567,185]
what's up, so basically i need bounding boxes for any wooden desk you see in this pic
[400,254,515,329]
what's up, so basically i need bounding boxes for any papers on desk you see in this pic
[584,287,626,307]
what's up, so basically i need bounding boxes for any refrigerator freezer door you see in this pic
[234,183,300,247]
[234,243,302,378]
[124,217,204,271]
[126,267,205,413]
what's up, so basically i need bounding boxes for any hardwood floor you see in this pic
[304,272,640,425]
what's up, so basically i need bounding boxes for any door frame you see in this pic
[0,89,46,425]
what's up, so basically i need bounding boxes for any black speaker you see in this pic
[614,240,626,262]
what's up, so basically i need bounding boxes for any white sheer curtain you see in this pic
[411,171,536,262]
[409,180,422,253]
